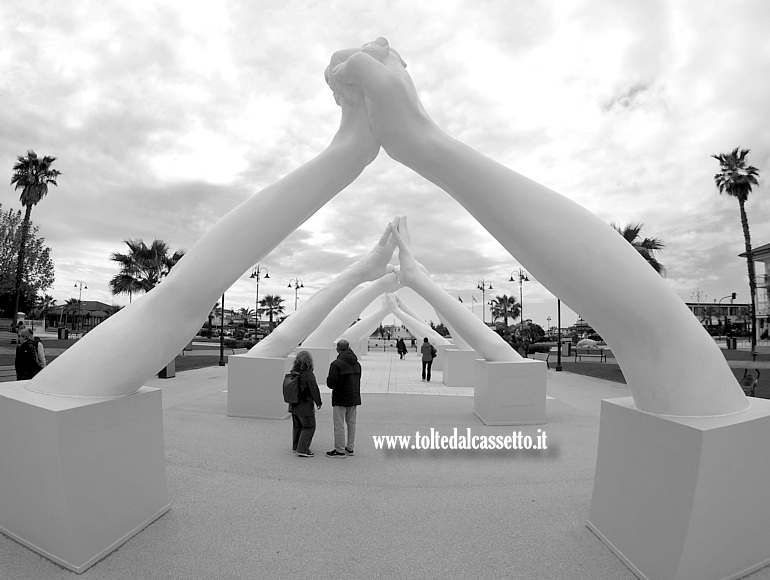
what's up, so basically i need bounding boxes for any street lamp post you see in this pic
[509,268,529,328]
[556,299,563,372]
[74,280,87,335]
[250,265,269,332]
[476,279,493,323]
[219,293,226,366]
[288,278,304,310]
[691,289,707,325]
[547,316,551,335]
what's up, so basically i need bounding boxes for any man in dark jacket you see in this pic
[420,337,437,382]
[326,339,362,457]
[15,328,42,380]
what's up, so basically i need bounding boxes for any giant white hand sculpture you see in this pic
[302,270,400,348]
[391,218,521,362]
[395,286,474,351]
[385,293,450,346]
[340,293,393,343]
[247,222,396,358]
[25,43,389,398]
[330,39,746,416]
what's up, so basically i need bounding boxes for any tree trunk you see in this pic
[11,205,33,329]
[738,198,757,355]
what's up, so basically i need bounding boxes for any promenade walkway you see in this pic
[1,351,769,579]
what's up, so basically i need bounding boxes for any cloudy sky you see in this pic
[2,0,768,331]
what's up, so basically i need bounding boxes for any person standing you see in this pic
[288,351,322,458]
[326,339,361,458]
[420,337,437,382]
[29,327,47,369]
[396,337,407,359]
[15,328,42,380]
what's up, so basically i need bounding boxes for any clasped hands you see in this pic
[352,215,429,292]
[326,37,433,164]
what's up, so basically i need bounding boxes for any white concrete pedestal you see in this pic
[301,347,336,374]
[227,355,293,419]
[434,343,452,371]
[587,397,770,580]
[0,382,170,574]
[443,349,478,387]
[158,358,175,379]
[473,359,546,425]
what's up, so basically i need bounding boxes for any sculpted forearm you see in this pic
[303,272,399,348]
[27,131,376,397]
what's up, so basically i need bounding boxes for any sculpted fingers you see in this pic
[390,224,409,253]
[397,215,411,247]
[360,37,391,62]
[376,221,393,248]
[331,51,382,88]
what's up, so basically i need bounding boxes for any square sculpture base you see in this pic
[0,382,170,574]
[346,339,369,359]
[158,358,175,379]
[301,347,336,375]
[442,349,478,387]
[227,355,293,419]
[473,359,546,425]
[587,397,770,580]
[433,343,453,372]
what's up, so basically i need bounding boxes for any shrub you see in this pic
[527,343,553,353]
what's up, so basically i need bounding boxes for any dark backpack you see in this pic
[282,372,300,404]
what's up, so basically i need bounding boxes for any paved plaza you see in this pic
[1,350,769,579]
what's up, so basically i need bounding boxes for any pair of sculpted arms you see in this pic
[338,291,447,347]
[247,221,398,358]
[262,215,490,355]
[28,38,746,417]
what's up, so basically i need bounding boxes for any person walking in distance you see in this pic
[326,339,362,457]
[420,337,437,382]
[396,337,407,359]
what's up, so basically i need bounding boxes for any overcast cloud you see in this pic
[2,0,768,328]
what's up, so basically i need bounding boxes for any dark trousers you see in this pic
[292,413,316,453]
[421,360,433,381]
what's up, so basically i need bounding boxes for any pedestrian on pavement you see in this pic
[288,350,322,457]
[28,327,47,369]
[326,339,362,458]
[396,337,407,359]
[420,337,437,382]
[15,328,42,380]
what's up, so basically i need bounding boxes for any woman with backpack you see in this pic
[288,351,322,457]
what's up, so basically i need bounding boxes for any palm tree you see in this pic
[62,298,81,331]
[259,294,285,333]
[30,294,56,330]
[238,307,255,327]
[611,222,666,275]
[489,294,520,339]
[700,305,719,330]
[9,150,61,329]
[713,147,760,357]
[109,238,185,301]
